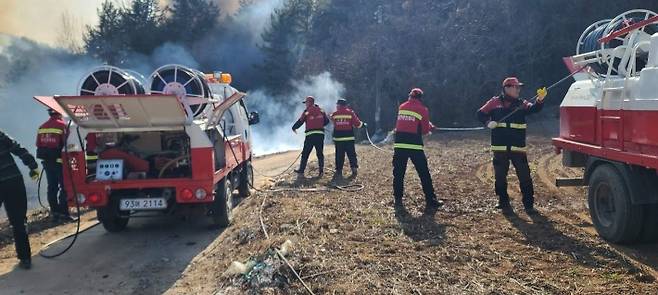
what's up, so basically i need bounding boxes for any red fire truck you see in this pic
[554,10,658,243]
[35,64,259,232]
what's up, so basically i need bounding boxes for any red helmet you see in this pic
[302,96,315,104]
[409,88,424,99]
[47,109,59,116]
[502,77,524,87]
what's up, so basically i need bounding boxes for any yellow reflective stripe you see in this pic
[86,155,99,160]
[511,146,527,152]
[333,115,352,120]
[333,136,355,141]
[305,131,324,136]
[56,158,63,163]
[38,128,63,134]
[398,110,423,120]
[491,146,527,152]
[495,123,527,129]
[394,143,424,150]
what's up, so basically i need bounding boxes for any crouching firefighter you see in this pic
[293,96,330,177]
[477,77,546,214]
[0,130,39,269]
[36,109,72,221]
[392,88,443,209]
[330,98,365,179]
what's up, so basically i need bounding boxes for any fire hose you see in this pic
[39,118,96,258]
[36,168,48,210]
[496,65,588,123]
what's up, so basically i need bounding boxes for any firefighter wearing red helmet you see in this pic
[36,109,72,221]
[477,77,546,214]
[330,98,365,179]
[293,96,330,177]
[392,88,443,209]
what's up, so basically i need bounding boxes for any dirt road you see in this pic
[0,150,303,294]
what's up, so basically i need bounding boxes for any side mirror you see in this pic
[248,111,260,125]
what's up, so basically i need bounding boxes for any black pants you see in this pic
[493,152,534,207]
[335,141,357,172]
[43,160,68,216]
[0,177,31,260]
[392,149,436,201]
[298,134,324,172]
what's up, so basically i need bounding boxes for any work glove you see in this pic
[487,121,498,129]
[29,169,40,181]
[536,87,547,102]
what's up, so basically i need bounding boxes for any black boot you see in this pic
[524,203,537,215]
[426,198,444,208]
[18,259,31,270]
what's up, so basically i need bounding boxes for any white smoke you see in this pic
[232,0,285,42]
[248,72,345,156]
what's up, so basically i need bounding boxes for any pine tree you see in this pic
[165,0,220,43]
[258,0,316,96]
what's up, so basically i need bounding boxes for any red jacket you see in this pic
[292,104,329,136]
[330,106,363,141]
[394,98,432,150]
[36,116,67,161]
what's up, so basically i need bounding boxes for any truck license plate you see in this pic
[119,198,167,211]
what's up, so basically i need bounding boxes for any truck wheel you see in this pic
[588,164,643,243]
[212,178,233,227]
[238,161,253,198]
[97,199,129,233]
[639,204,658,243]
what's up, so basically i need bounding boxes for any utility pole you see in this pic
[374,4,384,134]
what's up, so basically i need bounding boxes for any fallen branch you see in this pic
[276,249,315,295]
[259,194,270,240]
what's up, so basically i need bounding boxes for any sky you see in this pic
[0,0,244,47]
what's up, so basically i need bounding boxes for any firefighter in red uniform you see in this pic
[0,130,39,269]
[477,77,546,214]
[330,98,365,178]
[36,109,72,221]
[393,88,443,208]
[293,96,330,177]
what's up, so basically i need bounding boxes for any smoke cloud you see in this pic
[0,0,106,47]
[247,72,345,155]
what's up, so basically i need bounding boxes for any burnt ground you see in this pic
[166,131,658,294]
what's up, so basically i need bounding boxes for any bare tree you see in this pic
[56,10,85,54]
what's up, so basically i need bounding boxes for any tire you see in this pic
[639,204,658,243]
[588,164,643,244]
[211,178,233,227]
[238,161,253,198]
[97,198,129,232]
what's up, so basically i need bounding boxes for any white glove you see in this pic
[487,121,498,129]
